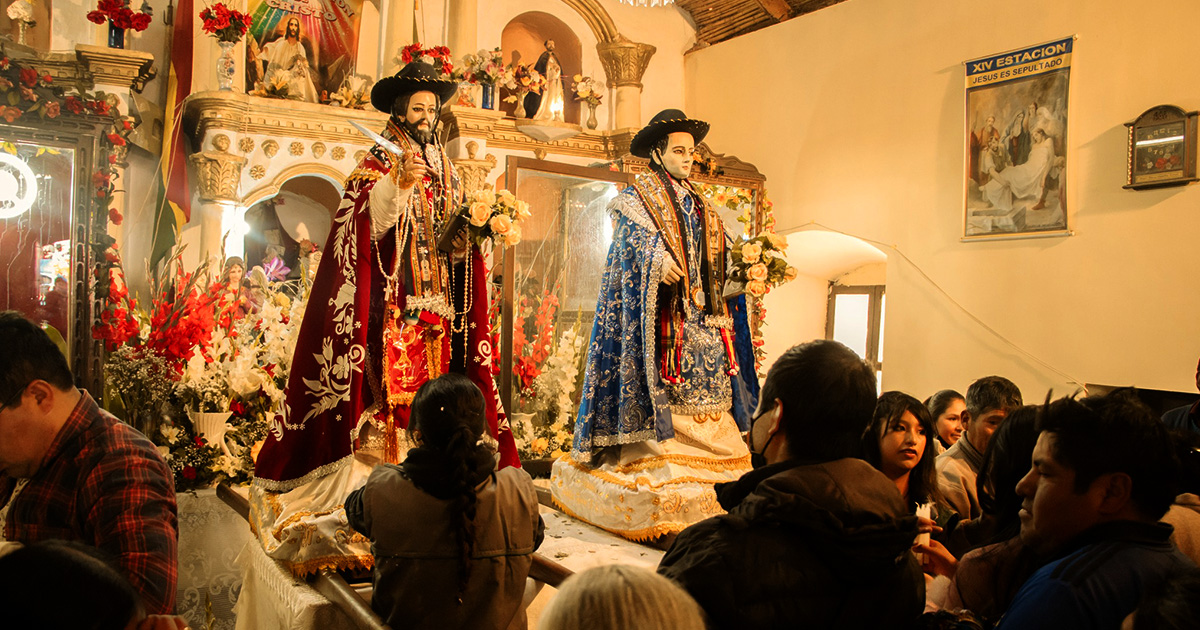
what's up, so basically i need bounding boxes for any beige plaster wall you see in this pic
[685,0,1200,399]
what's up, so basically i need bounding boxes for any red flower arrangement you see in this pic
[199,2,253,43]
[400,43,454,78]
[87,0,152,32]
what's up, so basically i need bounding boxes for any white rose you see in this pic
[489,214,513,235]
[468,201,492,227]
[741,242,763,264]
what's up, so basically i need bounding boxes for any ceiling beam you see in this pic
[755,0,791,21]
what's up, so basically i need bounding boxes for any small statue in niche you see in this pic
[528,40,565,122]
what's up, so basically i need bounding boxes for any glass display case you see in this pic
[499,158,632,434]
[0,122,108,394]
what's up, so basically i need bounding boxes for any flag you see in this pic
[151,0,194,269]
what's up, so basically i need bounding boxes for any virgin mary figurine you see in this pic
[532,40,565,122]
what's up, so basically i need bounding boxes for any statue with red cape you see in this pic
[248,61,520,576]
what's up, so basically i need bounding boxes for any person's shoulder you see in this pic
[83,410,162,463]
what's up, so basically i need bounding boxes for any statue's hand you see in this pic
[661,260,684,285]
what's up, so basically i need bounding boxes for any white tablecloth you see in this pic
[176,488,255,630]
[232,537,362,630]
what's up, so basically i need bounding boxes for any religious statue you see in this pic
[249,61,519,575]
[249,16,319,102]
[531,40,565,122]
[550,109,759,541]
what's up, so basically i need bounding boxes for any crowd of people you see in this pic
[3,305,1197,628]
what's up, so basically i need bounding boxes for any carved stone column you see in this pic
[452,140,498,195]
[189,150,246,263]
[596,38,656,130]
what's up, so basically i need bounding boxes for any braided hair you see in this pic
[406,373,493,598]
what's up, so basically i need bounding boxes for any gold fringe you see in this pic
[551,494,686,543]
[606,452,751,475]
[283,553,375,578]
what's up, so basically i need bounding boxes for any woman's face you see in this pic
[227,264,244,286]
[878,410,926,480]
[935,398,966,446]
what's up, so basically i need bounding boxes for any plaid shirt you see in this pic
[0,391,178,613]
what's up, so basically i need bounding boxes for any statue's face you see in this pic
[397,91,439,144]
[546,40,555,51]
[655,132,695,180]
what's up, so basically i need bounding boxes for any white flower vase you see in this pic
[189,410,232,457]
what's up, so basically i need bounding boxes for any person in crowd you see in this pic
[0,312,178,614]
[1163,430,1200,563]
[937,376,1022,520]
[346,373,544,630]
[537,565,706,630]
[657,340,923,629]
[926,389,966,454]
[0,540,187,629]
[1161,356,1199,434]
[995,389,1195,629]
[864,391,954,528]
[217,256,258,321]
[1123,567,1200,630]
[937,406,1042,624]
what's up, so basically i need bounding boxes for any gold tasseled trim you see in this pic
[551,494,686,543]
[558,457,741,492]
[606,452,751,475]
[283,553,375,578]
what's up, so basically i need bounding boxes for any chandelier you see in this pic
[617,0,675,6]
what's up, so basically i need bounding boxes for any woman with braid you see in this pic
[346,373,544,629]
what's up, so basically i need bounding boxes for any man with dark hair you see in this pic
[658,340,923,629]
[996,390,1195,629]
[937,375,1023,519]
[0,312,178,614]
[1161,356,1199,435]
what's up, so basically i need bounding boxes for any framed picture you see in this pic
[963,37,1075,240]
[1125,105,1198,190]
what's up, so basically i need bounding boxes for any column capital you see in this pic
[452,140,499,196]
[597,39,656,89]
[189,151,247,203]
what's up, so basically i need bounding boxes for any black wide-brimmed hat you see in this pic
[370,61,459,114]
[629,109,710,158]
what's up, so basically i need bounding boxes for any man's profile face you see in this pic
[656,132,695,180]
[0,387,42,478]
[1194,357,1199,392]
[398,91,439,145]
[965,407,1007,454]
[1016,432,1102,555]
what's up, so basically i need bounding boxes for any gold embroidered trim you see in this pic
[551,494,686,542]
[559,457,741,492]
[349,167,383,183]
[282,553,375,578]
[271,508,341,540]
[606,452,752,475]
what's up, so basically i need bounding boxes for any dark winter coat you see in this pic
[658,458,924,630]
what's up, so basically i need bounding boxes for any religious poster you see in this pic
[244,0,363,103]
[963,37,1073,239]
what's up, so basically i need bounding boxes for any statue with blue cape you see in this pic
[550,109,759,541]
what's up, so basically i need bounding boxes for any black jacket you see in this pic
[658,458,925,629]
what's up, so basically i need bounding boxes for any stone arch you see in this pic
[560,0,619,43]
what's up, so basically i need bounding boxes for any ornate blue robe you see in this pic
[570,174,759,460]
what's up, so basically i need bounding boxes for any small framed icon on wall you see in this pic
[1125,105,1198,190]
